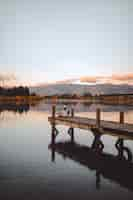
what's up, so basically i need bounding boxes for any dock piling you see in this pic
[52,105,56,118]
[120,112,124,124]
[68,127,74,143]
[71,108,74,117]
[96,108,101,128]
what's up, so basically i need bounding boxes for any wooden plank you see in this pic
[48,116,133,135]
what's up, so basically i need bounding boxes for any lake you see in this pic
[0,101,133,200]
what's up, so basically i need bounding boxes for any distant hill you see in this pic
[30,84,133,96]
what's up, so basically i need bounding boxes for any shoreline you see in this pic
[43,96,133,106]
[0,95,44,103]
[0,94,133,106]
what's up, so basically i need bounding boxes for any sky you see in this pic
[0,0,132,85]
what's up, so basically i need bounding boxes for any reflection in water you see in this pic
[0,103,30,114]
[32,100,133,113]
[115,138,132,161]
[91,130,104,152]
[0,102,133,199]
[0,101,42,114]
[49,128,133,192]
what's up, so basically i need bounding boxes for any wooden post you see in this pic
[96,108,101,128]
[71,108,74,117]
[120,112,124,124]
[51,105,56,144]
[71,128,74,143]
[50,127,56,162]
[68,127,74,143]
[51,125,55,144]
[52,105,56,119]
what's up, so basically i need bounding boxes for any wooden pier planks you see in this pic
[48,116,133,135]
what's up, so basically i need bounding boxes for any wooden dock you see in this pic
[49,116,133,133]
[48,106,133,192]
[48,106,133,140]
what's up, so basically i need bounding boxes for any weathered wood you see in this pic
[52,105,56,118]
[120,111,124,124]
[48,116,133,140]
[68,127,74,142]
[96,108,101,127]
[71,108,74,117]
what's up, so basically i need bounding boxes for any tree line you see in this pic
[0,86,30,96]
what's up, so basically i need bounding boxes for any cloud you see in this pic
[0,73,16,86]
[55,78,79,84]
[32,72,133,86]
[79,73,133,85]
[80,76,97,83]
[112,73,133,81]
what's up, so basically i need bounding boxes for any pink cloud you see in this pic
[112,73,133,81]
[79,73,133,85]
[80,76,97,83]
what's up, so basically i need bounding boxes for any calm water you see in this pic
[0,102,133,200]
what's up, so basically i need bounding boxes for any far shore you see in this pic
[43,94,133,106]
[0,93,133,106]
[0,95,44,103]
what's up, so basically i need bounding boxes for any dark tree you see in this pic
[0,86,30,97]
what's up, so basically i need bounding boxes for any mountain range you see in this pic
[30,84,133,96]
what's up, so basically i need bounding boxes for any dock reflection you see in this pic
[0,103,30,113]
[49,132,133,192]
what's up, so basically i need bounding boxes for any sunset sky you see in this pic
[0,0,132,85]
